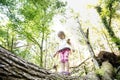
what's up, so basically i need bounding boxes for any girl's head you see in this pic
[58,31,65,39]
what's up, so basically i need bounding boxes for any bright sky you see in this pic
[51,0,100,33]
[51,0,98,31]
[0,13,9,26]
[51,0,100,50]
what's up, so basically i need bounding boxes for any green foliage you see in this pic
[0,29,7,37]
[0,0,14,5]
[99,0,119,18]
[16,49,30,59]
[0,0,66,67]
[96,0,120,50]
[115,74,120,80]
[95,68,105,76]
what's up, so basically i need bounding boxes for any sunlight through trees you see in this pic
[0,0,120,80]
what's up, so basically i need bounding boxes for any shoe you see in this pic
[60,71,65,75]
[63,71,70,75]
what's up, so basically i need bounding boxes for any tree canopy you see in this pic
[0,0,120,80]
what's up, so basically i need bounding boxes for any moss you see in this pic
[115,69,120,80]
[95,68,105,76]
[115,73,120,80]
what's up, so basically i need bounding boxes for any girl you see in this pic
[54,31,73,75]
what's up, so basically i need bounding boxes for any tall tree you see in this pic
[0,0,66,67]
[96,0,120,50]
[19,0,66,67]
[0,0,21,51]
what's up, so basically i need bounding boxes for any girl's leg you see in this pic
[60,52,65,72]
[65,61,69,72]
[61,62,65,72]
[64,50,71,75]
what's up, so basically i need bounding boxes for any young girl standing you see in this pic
[54,31,73,75]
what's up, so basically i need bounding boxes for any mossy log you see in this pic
[81,51,120,80]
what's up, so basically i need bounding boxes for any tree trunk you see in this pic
[0,47,42,79]
[40,30,44,67]
[76,17,100,69]
[82,61,113,80]
[95,5,120,50]
[101,61,114,80]
[0,46,117,80]
[0,46,85,80]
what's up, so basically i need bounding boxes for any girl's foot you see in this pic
[60,71,70,75]
[60,71,65,74]
[64,71,70,75]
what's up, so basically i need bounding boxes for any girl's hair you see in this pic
[58,31,71,45]
[58,31,65,37]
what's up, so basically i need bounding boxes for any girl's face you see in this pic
[58,34,65,40]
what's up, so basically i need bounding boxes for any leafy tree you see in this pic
[0,0,66,67]
[96,0,120,50]
[19,0,65,67]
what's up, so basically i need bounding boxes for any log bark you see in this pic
[101,61,114,80]
[0,46,117,80]
[0,46,79,80]
[82,61,113,80]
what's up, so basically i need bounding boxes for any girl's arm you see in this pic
[67,39,71,45]
[67,39,75,53]
[53,51,59,57]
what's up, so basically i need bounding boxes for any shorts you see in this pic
[58,48,70,63]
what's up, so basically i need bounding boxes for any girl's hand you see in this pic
[53,52,58,57]
[70,49,75,54]
[72,49,75,52]
[53,54,56,57]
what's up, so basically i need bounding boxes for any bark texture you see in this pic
[0,46,118,80]
[0,46,72,80]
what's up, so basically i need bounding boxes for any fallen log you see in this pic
[72,51,120,80]
[101,61,114,80]
[0,46,82,80]
[82,61,114,80]
[0,46,119,80]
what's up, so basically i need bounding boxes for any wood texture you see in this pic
[0,47,116,80]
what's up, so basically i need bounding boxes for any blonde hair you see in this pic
[58,31,65,38]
